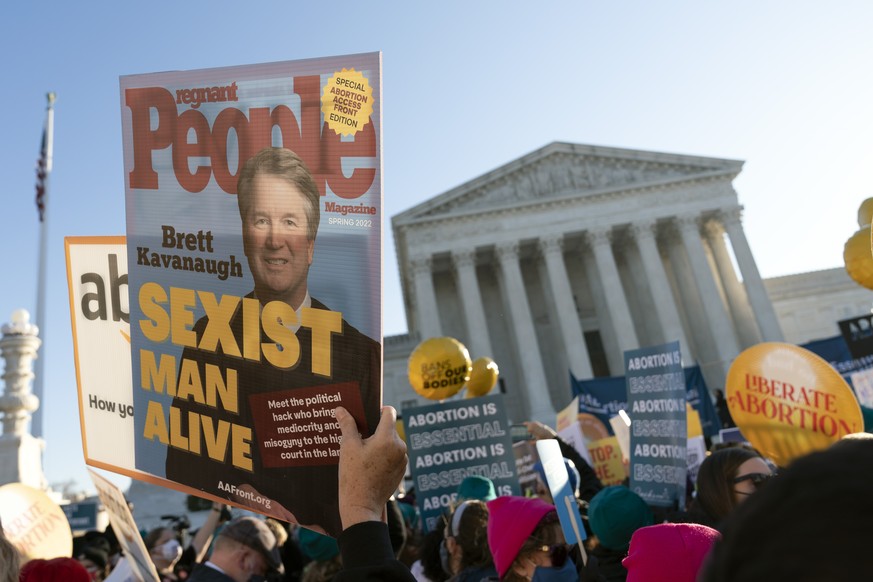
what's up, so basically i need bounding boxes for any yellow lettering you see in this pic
[170,287,197,347]
[302,307,342,376]
[139,282,169,342]
[262,301,299,368]
[231,423,253,471]
[242,297,260,361]
[205,363,238,413]
[188,411,201,455]
[143,401,168,444]
[201,415,230,462]
[169,406,188,450]
[139,349,177,396]
[177,358,205,404]
[199,292,240,356]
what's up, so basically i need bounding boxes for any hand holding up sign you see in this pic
[336,406,408,529]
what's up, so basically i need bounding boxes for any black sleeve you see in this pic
[556,436,604,503]
[333,522,415,582]
[385,500,407,557]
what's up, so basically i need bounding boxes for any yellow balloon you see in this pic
[408,337,472,400]
[0,483,73,560]
[844,225,873,289]
[725,342,864,467]
[465,357,499,398]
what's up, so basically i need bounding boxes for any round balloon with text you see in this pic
[408,337,472,400]
[464,357,499,398]
[725,342,863,467]
[0,482,73,560]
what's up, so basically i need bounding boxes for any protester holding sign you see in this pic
[524,420,604,503]
[685,445,772,530]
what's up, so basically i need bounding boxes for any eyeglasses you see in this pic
[532,544,570,568]
[732,472,774,488]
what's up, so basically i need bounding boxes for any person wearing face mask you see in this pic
[487,496,604,582]
[145,527,185,582]
[187,516,283,582]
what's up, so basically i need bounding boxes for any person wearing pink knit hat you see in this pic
[622,523,720,582]
[19,557,92,582]
[486,496,579,581]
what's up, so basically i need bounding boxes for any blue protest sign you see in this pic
[626,341,687,509]
[535,439,587,545]
[403,394,519,532]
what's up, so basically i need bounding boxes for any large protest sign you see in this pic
[90,470,161,582]
[66,237,141,475]
[626,341,687,509]
[571,366,719,437]
[120,53,382,536]
[726,343,863,467]
[404,394,519,532]
[536,439,586,546]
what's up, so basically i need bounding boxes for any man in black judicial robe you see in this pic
[165,147,380,537]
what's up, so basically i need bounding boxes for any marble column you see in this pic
[675,215,739,373]
[721,208,784,342]
[631,221,695,364]
[539,235,594,380]
[587,227,638,355]
[702,219,761,347]
[495,242,555,423]
[452,250,493,359]
[410,256,441,340]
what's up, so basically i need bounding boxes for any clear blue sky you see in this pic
[3,2,872,494]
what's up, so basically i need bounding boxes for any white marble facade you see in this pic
[386,143,785,424]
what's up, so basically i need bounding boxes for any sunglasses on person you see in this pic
[532,543,570,568]
[732,472,774,488]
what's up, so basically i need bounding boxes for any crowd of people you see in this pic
[2,404,872,581]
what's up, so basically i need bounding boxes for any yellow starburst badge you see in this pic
[322,68,374,137]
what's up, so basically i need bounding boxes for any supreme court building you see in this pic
[382,142,872,424]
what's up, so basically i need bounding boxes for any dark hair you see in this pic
[446,500,493,572]
[236,147,320,240]
[504,511,562,582]
[691,446,762,527]
[701,439,873,581]
[418,527,449,582]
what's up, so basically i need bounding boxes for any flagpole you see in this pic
[32,92,55,440]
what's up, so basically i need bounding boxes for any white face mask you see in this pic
[159,538,182,562]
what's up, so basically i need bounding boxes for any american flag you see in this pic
[35,128,47,222]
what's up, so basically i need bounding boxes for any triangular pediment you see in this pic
[395,142,743,224]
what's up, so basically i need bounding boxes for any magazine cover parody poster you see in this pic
[120,52,382,536]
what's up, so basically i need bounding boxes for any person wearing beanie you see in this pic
[456,476,497,503]
[20,557,92,582]
[622,523,720,582]
[299,527,342,582]
[587,486,654,582]
[487,496,601,581]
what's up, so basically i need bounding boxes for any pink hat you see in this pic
[487,496,554,579]
[20,557,91,582]
[623,523,720,582]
